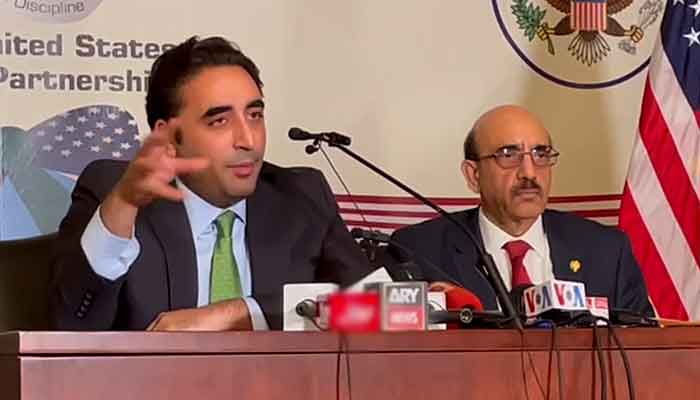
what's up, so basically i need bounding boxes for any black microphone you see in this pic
[291,127,522,330]
[351,227,458,285]
[428,309,507,326]
[295,299,318,320]
[288,127,352,146]
[350,227,392,242]
[509,284,533,322]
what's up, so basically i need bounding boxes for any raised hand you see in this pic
[100,120,209,238]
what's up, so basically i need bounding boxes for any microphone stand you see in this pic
[305,136,523,330]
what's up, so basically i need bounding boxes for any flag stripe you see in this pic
[616,0,700,319]
[648,38,700,196]
[624,139,700,318]
[338,207,619,220]
[638,79,700,268]
[619,184,689,320]
[337,194,622,235]
[623,124,700,320]
[335,193,622,205]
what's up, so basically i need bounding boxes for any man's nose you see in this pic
[517,153,537,180]
[233,117,254,150]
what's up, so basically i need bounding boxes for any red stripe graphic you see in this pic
[335,193,621,205]
[639,78,700,268]
[619,184,689,320]
[339,207,619,220]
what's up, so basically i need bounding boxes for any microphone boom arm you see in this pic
[317,135,523,330]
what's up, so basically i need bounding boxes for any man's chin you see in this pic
[511,202,546,220]
[224,177,259,199]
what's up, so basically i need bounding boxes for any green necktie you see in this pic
[210,210,242,303]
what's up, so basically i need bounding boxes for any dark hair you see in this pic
[145,36,263,129]
[463,128,478,161]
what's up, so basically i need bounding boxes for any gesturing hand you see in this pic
[100,120,209,238]
[113,120,208,208]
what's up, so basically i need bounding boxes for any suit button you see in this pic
[85,292,94,300]
[79,305,88,313]
[76,311,85,319]
[82,299,91,307]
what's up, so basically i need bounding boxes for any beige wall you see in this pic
[1,0,660,198]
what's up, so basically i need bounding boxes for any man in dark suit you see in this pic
[50,36,372,331]
[390,105,653,316]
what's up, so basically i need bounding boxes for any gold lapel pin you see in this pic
[569,259,582,273]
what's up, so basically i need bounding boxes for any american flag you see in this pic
[338,194,621,233]
[29,105,141,175]
[570,0,608,31]
[0,105,141,239]
[619,1,700,320]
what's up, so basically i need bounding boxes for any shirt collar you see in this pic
[478,208,547,258]
[175,178,247,238]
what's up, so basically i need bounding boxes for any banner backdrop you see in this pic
[0,0,664,239]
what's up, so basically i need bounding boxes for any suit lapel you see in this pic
[145,199,198,310]
[447,208,500,309]
[543,211,581,282]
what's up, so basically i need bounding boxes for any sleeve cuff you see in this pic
[243,297,270,331]
[80,205,140,281]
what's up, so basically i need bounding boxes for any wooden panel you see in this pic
[0,331,341,355]
[342,347,700,400]
[2,328,700,400]
[4,327,700,356]
[340,326,700,353]
[20,354,340,400]
[0,356,19,400]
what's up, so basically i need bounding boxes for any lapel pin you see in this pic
[569,259,582,273]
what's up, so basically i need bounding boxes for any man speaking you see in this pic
[389,105,654,317]
[50,36,372,331]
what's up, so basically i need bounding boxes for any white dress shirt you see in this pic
[478,209,554,291]
[80,179,269,330]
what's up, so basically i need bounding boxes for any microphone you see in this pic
[428,288,505,327]
[283,282,339,331]
[509,284,533,322]
[351,227,391,242]
[288,127,352,146]
[295,299,318,320]
[291,127,522,330]
[522,279,591,325]
[446,287,484,312]
[350,227,460,286]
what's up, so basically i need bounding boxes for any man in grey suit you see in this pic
[50,36,372,331]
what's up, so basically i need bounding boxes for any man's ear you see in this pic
[461,160,480,194]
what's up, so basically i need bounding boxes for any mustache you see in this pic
[512,178,542,194]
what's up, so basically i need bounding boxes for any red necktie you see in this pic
[502,240,533,288]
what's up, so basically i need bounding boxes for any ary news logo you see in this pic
[1,0,104,23]
[492,0,664,89]
[381,282,427,331]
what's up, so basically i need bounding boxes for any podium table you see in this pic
[1,327,699,399]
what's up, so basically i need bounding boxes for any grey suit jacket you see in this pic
[50,159,372,330]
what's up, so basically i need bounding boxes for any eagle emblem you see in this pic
[511,0,664,66]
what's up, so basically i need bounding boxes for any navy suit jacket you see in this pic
[389,208,654,316]
[50,160,372,330]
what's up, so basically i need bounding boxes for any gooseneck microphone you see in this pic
[350,227,460,286]
[289,127,523,330]
[288,127,352,148]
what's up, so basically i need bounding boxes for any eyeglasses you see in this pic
[473,145,559,169]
